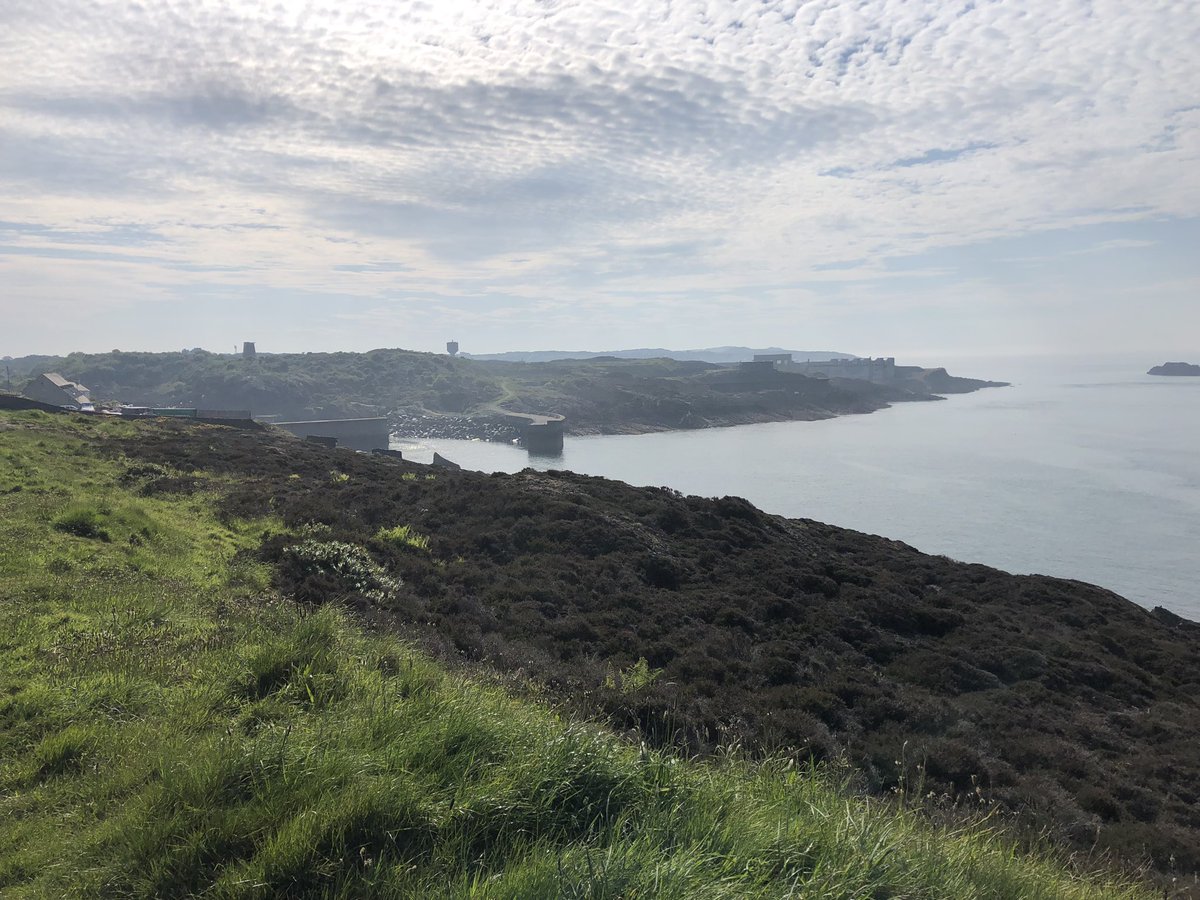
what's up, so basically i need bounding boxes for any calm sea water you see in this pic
[395,356,1200,620]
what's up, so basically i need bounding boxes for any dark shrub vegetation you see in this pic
[109,419,1200,884]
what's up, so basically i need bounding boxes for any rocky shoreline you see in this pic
[386,407,842,442]
[385,376,990,443]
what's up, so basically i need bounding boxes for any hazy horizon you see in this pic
[2,1,1197,359]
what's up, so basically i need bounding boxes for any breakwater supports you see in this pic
[500,412,566,455]
[273,417,391,451]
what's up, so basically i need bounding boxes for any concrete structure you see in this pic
[122,408,253,421]
[0,394,69,414]
[431,451,462,470]
[198,409,253,420]
[524,420,564,455]
[446,340,459,356]
[499,411,565,455]
[273,417,391,451]
[243,342,257,359]
[23,373,91,408]
[151,408,199,418]
[752,353,794,364]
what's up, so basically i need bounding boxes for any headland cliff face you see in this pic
[104,416,1200,887]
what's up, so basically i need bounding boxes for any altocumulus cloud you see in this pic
[0,0,1197,352]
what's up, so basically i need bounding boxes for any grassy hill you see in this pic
[0,410,1182,897]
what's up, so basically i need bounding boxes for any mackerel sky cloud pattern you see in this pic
[1,0,1198,355]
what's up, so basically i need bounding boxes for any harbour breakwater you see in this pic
[388,410,566,454]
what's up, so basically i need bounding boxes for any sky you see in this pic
[1,0,1198,362]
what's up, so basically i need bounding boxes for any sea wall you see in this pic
[273,417,391,451]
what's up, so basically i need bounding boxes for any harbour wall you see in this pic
[273,417,391,451]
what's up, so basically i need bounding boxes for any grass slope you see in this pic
[93,413,1200,887]
[0,412,1152,898]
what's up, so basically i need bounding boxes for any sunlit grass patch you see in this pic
[375,523,430,551]
[53,503,111,541]
[31,723,102,781]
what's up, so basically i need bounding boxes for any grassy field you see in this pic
[0,411,1154,898]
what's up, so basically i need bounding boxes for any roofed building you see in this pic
[23,373,92,409]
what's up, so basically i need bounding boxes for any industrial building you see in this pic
[23,373,92,409]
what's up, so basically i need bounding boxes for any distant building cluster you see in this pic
[752,353,897,384]
[19,371,251,420]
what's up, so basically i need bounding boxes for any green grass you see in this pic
[375,523,431,552]
[51,503,112,541]
[0,412,1152,899]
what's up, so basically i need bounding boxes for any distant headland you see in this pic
[2,346,1008,447]
[1147,361,1200,376]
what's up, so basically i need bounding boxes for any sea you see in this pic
[394,355,1200,622]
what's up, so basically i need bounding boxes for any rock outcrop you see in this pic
[1148,361,1200,376]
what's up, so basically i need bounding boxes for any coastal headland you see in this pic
[2,347,1008,442]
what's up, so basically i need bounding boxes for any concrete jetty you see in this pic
[499,411,565,455]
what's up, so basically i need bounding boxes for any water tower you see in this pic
[446,340,459,356]
[243,342,256,359]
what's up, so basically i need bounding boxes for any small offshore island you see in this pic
[1148,361,1200,376]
